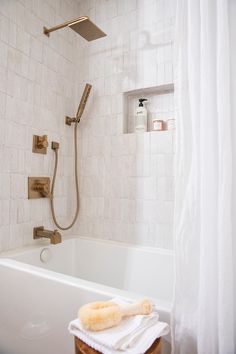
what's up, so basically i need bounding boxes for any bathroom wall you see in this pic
[0,0,83,251]
[0,0,176,252]
[74,0,176,248]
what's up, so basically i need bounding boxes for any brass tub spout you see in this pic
[33,226,61,245]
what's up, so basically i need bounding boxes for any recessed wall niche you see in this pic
[123,84,174,134]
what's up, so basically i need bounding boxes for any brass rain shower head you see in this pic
[43,16,106,41]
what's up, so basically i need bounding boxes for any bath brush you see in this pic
[78,299,152,331]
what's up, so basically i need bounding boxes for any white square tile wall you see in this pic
[0,0,85,252]
[75,0,176,249]
[0,0,176,252]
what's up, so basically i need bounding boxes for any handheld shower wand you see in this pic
[65,84,92,126]
[76,83,92,120]
[50,84,92,231]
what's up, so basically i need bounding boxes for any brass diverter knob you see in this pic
[32,135,48,154]
[28,177,51,199]
[37,135,48,149]
[33,181,50,197]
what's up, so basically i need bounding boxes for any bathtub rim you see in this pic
[0,235,174,258]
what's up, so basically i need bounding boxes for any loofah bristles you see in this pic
[79,301,122,331]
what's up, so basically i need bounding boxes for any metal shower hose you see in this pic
[50,121,79,230]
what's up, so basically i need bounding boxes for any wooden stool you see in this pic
[75,337,162,354]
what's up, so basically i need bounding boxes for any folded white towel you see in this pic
[68,298,169,354]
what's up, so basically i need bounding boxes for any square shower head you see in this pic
[68,17,107,41]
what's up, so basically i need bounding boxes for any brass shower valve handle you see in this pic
[32,135,48,154]
[33,181,50,197]
[37,135,48,149]
[28,177,51,199]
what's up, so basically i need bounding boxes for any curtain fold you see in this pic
[172,0,234,353]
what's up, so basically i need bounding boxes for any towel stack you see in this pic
[68,298,169,354]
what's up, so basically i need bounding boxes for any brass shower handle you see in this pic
[37,135,48,149]
[32,135,48,154]
[28,177,51,199]
[33,181,50,197]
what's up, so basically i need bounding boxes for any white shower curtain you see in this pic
[172,0,235,353]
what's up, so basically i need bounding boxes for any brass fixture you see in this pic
[65,83,92,125]
[43,16,106,41]
[33,226,61,244]
[76,83,92,119]
[65,116,79,126]
[51,141,59,150]
[50,83,92,231]
[28,177,51,199]
[32,135,48,154]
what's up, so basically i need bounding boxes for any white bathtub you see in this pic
[0,237,173,354]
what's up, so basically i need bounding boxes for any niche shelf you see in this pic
[123,84,174,134]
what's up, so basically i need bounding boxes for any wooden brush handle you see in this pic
[119,299,152,318]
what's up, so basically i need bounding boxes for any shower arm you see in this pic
[43,16,88,37]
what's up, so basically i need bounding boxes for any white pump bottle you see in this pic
[135,98,148,133]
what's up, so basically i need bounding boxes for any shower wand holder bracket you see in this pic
[65,116,80,126]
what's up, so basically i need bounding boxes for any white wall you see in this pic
[0,0,83,251]
[0,0,176,252]
[74,0,176,248]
